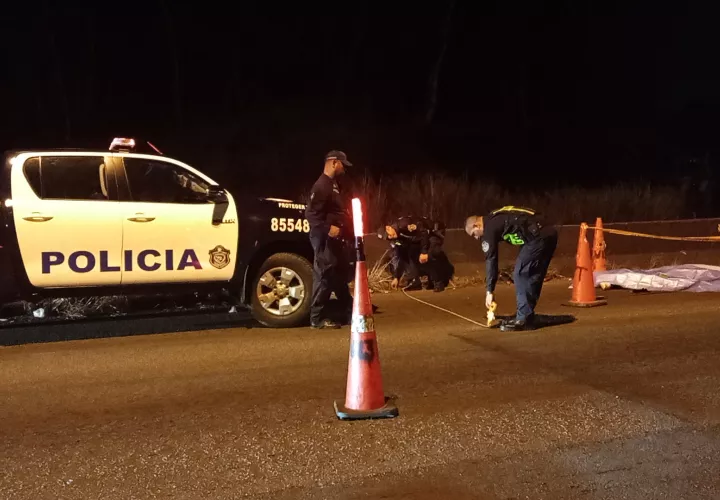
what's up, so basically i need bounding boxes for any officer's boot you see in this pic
[428,269,445,292]
[499,315,536,332]
[311,318,341,329]
[404,278,422,291]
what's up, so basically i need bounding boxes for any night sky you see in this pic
[1,2,718,197]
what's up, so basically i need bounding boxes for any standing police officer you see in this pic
[305,150,354,329]
[465,206,558,331]
[378,215,453,292]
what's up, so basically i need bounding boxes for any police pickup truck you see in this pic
[0,138,318,328]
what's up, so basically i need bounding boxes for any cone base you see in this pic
[562,297,608,308]
[334,398,399,421]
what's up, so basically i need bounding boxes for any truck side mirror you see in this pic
[207,185,227,203]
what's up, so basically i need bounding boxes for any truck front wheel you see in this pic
[250,252,313,328]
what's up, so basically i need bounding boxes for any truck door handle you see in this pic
[23,213,53,222]
[127,213,155,222]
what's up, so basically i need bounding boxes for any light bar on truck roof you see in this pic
[109,137,136,152]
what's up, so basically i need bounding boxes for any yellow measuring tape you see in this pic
[587,225,720,243]
[400,288,497,329]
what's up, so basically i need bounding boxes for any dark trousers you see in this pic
[514,227,558,321]
[310,229,352,324]
[393,237,454,285]
[422,236,454,286]
[392,245,420,282]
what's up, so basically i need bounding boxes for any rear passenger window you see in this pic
[34,156,110,201]
[23,157,41,197]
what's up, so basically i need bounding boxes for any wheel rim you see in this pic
[256,266,306,316]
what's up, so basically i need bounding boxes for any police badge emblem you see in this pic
[209,245,231,269]
[481,240,490,253]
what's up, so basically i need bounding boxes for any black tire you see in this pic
[250,252,313,328]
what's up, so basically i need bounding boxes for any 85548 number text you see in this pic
[271,218,310,233]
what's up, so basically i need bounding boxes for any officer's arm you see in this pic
[391,220,406,243]
[306,183,330,233]
[419,227,430,254]
[483,235,500,293]
[391,247,404,279]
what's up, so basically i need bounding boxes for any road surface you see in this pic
[1,281,719,499]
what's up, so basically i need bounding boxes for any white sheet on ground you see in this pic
[594,264,720,292]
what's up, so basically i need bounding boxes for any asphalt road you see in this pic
[1,281,719,499]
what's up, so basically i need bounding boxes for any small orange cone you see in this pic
[335,198,398,420]
[592,217,607,272]
[563,222,608,307]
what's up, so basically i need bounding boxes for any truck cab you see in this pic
[0,138,317,328]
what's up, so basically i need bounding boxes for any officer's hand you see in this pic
[391,278,399,290]
[419,253,429,264]
[328,225,341,238]
[485,292,495,309]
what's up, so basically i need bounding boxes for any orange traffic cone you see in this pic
[563,222,608,307]
[592,217,607,272]
[592,217,612,291]
[335,199,398,420]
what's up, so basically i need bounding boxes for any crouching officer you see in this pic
[305,150,354,329]
[465,206,558,331]
[378,216,453,292]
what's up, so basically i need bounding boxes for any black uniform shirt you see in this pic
[392,216,430,252]
[305,173,347,234]
[481,207,544,293]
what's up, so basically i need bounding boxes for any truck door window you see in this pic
[123,158,211,204]
[35,156,109,201]
[22,157,42,197]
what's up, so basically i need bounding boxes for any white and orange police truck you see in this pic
[0,138,318,328]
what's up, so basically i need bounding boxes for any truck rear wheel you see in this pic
[250,252,313,328]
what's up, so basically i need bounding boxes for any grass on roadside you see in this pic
[349,172,686,229]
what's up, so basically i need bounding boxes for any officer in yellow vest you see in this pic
[465,206,558,331]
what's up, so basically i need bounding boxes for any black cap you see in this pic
[325,150,353,167]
